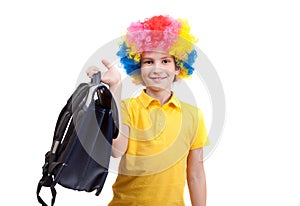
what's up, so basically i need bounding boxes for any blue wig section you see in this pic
[119,56,141,75]
[117,42,141,75]
[183,61,195,75]
[175,49,197,75]
[183,49,197,75]
[116,42,128,58]
[187,49,197,66]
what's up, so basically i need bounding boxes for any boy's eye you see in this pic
[143,60,153,65]
[162,58,172,64]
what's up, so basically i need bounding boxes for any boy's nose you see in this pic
[153,62,163,71]
[152,66,162,73]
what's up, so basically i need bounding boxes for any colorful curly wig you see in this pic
[117,15,198,82]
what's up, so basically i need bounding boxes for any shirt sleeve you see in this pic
[190,108,210,150]
[121,99,131,126]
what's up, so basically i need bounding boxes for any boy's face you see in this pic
[140,50,179,92]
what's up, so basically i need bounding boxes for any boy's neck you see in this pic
[145,88,172,106]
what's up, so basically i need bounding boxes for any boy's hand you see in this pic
[86,59,121,90]
[101,59,121,88]
[86,65,100,78]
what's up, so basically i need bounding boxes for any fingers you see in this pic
[101,59,113,70]
[86,66,100,78]
[86,60,116,81]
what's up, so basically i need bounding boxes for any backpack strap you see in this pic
[36,151,57,206]
[37,83,90,206]
[37,182,56,206]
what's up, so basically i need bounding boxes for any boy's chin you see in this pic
[145,85,171,92]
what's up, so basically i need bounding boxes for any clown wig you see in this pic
[117,15,198,81]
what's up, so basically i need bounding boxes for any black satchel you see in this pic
[36,73,119,206]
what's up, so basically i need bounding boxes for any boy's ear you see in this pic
[175,66,180,75]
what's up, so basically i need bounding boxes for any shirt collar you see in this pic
[138,90,181,109]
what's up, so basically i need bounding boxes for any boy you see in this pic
[87,15,209,206]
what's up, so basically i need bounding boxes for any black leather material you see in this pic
[37,82,119,206]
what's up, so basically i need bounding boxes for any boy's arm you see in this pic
[86,60,129,158]
[187,147,207,206]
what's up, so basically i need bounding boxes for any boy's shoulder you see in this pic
[121,96,140,106]
[178,99,202,114]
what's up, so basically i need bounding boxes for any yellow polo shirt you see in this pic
[109,90,209,206]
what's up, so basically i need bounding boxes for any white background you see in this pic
[1,0,299,205]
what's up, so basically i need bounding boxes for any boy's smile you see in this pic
[140,51,179,93]
[149,76,167,81]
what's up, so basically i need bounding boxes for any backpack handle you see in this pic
[91,72,101,84]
